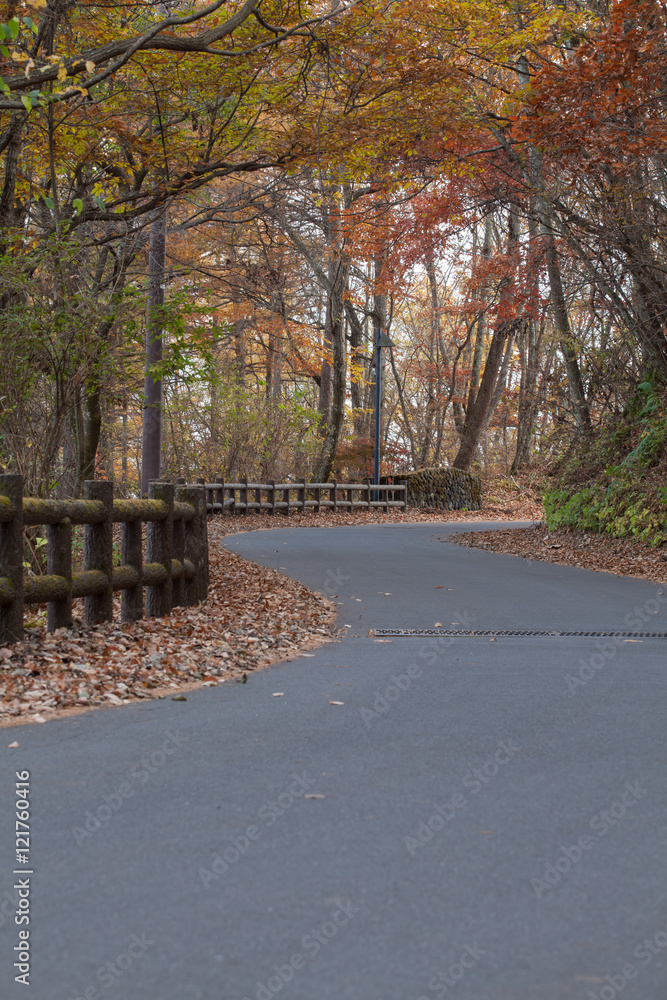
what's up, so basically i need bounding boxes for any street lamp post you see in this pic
[373,324,396,500]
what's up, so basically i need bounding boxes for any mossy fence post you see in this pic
[0,474,24,644]
[178,483,206,606]
[84,480,113,626]
[146,481,173,617]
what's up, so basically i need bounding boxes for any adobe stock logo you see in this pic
[530,780,647,897]
[239,900,359,1000]
[564,591,667,694]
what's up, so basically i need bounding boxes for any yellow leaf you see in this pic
[26,0,48,6]
[57,64,67,81]
[85,60,95,74]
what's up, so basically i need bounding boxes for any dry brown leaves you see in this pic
[0,475,544,728]
[1,522,338,728]
[447,524,667,584]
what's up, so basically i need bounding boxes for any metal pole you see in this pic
[373,323,382,502]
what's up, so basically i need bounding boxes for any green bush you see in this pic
[544,379,667,547]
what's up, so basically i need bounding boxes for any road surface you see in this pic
[1,521,665,1000]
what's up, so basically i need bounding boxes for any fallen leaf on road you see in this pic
[304,794,326,799]
[435,586,443,589]
[7,741,19,747]
[374,640,393,643]
[172,695,187,701]
[329,700,345,706]
[299,653,315,658]
[273,692,284,697]
[435,622,443,627]
[623,639,644,643]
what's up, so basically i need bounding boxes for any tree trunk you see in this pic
[418,253,440,466]
[312,255,348,482]
[544,233,592,432]
[453,322,513,470]
[468,213,493,411]
[141,209,167,494]
[529,146,592,432]
[453,207,519,470]
[317,262,335,434]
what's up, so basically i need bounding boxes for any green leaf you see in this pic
[72,197,83,215]
[8,17,20,39]
[44,196,54,210]
[0,24,9,40]
[0,77,9,95]
[93,195,106,211]
[0,45,9,59]
[21,95,31,112]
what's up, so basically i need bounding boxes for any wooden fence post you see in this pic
[84,480,113,625]
[196,483,209,597]
[177,485,197,606]
[363,478,372,508]
[297,479,306,512]
[179,484,206,605]
[313,482,321,513]
[0,474,24,644]
[240,476,248,516]
[47,518,72,630]
[174,477,187,585]
[121,516,143,622]
[172,506,185,609]
[331,479,338,513]
[146,481,173,617]
[268,480,276,515]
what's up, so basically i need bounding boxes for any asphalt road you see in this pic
[1,521,666,1000]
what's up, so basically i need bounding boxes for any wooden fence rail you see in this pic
[199,478,407,516]
[0,475,208,645]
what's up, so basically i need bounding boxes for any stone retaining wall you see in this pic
[399,468,483,511]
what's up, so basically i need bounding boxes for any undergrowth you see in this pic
[544,378,667,547]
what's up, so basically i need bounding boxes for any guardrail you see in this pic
[0,475,208,645]
[197,478,407,515]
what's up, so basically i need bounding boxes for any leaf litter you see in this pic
[1,519,338,727]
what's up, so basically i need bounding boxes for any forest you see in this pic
[2,0,667,544]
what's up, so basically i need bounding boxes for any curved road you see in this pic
[1,521,666,1000]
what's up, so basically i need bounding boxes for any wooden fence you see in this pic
[0,475,208,645]
[199,478,407,516]
[0,473,405,645]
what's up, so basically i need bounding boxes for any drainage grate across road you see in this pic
[370,628,667,639]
